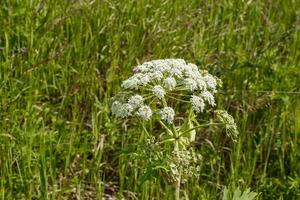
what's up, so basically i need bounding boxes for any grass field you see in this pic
[0,0,300,199]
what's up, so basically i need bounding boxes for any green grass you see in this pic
[0,0,299,199]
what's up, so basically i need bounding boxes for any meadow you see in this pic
[0,0,300,199]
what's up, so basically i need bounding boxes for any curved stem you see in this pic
[158,120,174,136]
[178,122,225,138]
[165,94,190,103]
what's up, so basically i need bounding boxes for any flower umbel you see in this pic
[152,85,166,99]
[215,110,238,139]
[164,77,177,90]
[136,105,152,120]
[112,59,224,122]
[201,91,215,106]
[160,107,175,124]
[111,101,133,118]
[190,95,205,113]
[128,94,144,109]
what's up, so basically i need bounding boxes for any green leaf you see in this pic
[223,187,258,200]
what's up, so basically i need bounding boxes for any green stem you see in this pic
[178,122,225,137]
[159,96,182,199]
[175,171,181,200]
[159,120,174,136]
[172,124,181,200]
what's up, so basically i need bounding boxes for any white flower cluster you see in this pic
[215,110,238,138]
[190,95,205,113]
[152,85,165,99]
[168,149,202,183]
[112,59,221,122]
[136,105,152,120]
[111,101,133,118]
[164,77,176,90]
[128,94,144,109]
[111,95,152,120]
[160,107,175,124]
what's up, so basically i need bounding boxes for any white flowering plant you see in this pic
[111,59,238,199]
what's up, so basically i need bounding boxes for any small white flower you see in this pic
[187,63,199,72]
[152,85,165,99]
[128,95,144,109]
[111,101,123,116]
[184,64,201,79]
[149,71,164,81]
[136,105,152,120]
[215,110,238,138]
[164,77,177,90]
[160,107,175,124]
[168,60,186,77]
[121,77,140,89]
[111,101,133,118]
[196,78,207,91]
[139,75,150,86]
[190,95,205,113]
[167,58,186,66]
[201,91,215,106]
[121,73,150,89]
[184,78,198,91]
[203,73,217,92]
[154,60,171,73]
[133,64,150,73]
[120,103,134,118]
[170,66,183,78]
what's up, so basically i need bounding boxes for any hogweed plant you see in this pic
[111,59,238,199]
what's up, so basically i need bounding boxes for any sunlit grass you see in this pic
[0,0,299,199]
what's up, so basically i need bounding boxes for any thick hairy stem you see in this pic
[175,170,181,200]
[173,126,181,200]
[161,118,182,200]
